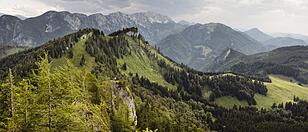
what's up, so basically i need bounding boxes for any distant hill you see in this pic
[271,32,308,43]
[244,29,307,50]
[209,46,308,84]
[0,11,187,47]
[264,37,307,50]
[157,23,265,70]
[244,28,273,42]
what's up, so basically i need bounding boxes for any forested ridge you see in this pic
[1,28,308,131]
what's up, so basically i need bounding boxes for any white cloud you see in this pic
[0,0,62,16]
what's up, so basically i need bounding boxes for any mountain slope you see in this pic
[205,48,246,72]
[157,23,265,70]
[0,11,187,47]
[244,28,273,42]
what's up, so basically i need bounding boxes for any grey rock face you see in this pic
[0,11,187,47]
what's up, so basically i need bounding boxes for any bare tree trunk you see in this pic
[25,81,28,125]
[9,68,14,118]
[48,69,52,132]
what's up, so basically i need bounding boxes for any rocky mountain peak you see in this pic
[0,10,187,46]
[244,28,273,42]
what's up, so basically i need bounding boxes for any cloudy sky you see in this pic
[1,0,308,35]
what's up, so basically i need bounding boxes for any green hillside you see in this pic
[117,37,177,90]
[2,28,308,131]
[216,75,308,108]
[255,75,308,108]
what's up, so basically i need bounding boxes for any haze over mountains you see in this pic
[244,28,307,47]
[0,11,187,47]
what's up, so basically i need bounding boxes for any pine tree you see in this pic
[15,79,35,131]
[33,55,86,131]
[33,53,53,131]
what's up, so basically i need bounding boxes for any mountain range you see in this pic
[157,23,265,70]
[0,11,187,47]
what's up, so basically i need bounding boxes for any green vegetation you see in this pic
[255,75,308,108]
[0,54,114,131]
[117,38,176,90]
[215,75,308,108]
[51,34,96,71]
[215,96,248,108]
